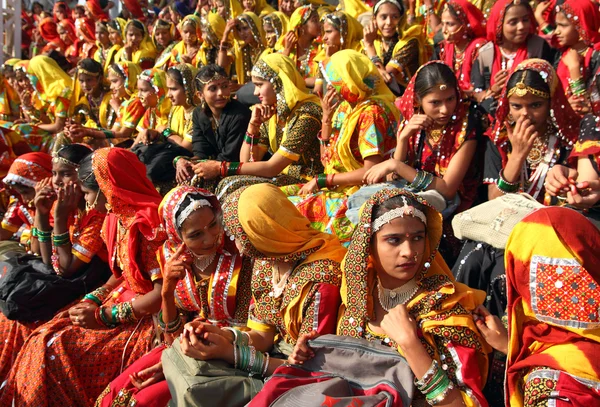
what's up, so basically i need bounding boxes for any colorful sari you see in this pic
[11,56,73,152]
[337,187,491,406]
[166,64,197,144]
[505,207,600,406]
[372,0,431,88]
[136,68,172,132]
[115,20,157,70]
[222,183,346,346]
[285,6,321,78]
[58,19,79,65]
[486,59,580,202]
[283,50,399,246]
[38,17,65,54]
[216,53,323,198]
[0,71,20,125]
[554,0,600,99]
[0,148,166,407]
[436,0,487,91]
[96,186,253,407]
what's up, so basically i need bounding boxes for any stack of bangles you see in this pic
[495,170,520,194]
[220,161,244,177]
[101,129,114,139]
[219,41,231,52]
[408,170,434,192]
[568,77,586,97]
[94,301,137,328]
[224,327,270,377]
[540,24,554,35]
[158,309,183,334]
[315,173,336,190]
[243,131,260,144]
[414,360,455,405]
[32,228,71,246]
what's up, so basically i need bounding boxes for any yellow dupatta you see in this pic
[170,15,203,68]
[338,0,370,19]
[27,55,73,104]
[100,61,142,128]
[263,11,289,52]
[232,12,266,84]
[117,20,157,66]
[105,18,127,72]
[322,50,399,173]
[250,53,320,155]
[223,184,346,341]
[138,68,172,130]
[167,63,198,142]
[199,12,226,66]
[313,11,364,67]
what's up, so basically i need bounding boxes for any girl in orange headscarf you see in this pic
[0,148,167,407]
[58,19,79,65]
[38,17,65,54]
[76,17,98,60]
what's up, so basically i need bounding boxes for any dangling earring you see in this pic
[201,99,207,109]
[507,113,515,125]
[86,191,101,212]
[105,202,112,213]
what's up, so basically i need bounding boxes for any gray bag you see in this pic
[162,338,264,407]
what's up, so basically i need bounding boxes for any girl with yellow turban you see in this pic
[152,18,178,69]
[166,15,204,69]
[104,18,126,72]
[191,53,323,196]
[115,19,157,70]
[282,50,400,246]
[262,11,289,54]
[281,5,322,82]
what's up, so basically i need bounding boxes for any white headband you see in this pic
[371,196,427,233]
[176,199,212,229]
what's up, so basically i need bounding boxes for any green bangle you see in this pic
[496,170,519,193]
[227,162,240,177]
[173,155,188,168]
[316,174,328,189]
[111,305,119,325]
[162,128,174,140]
[102,129,114,139]
[31,227,38,238]
[83,293,102,306]
[541,24,555,35]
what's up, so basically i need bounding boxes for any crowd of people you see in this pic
[0,0,599,405]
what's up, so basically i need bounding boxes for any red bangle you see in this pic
[220,161,228,178]
[326,174,334,188]
[237,162,243,175]
[94,307,106,327]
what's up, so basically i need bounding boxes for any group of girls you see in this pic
[0,0,598,406]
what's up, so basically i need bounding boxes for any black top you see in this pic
[191,100,251,161]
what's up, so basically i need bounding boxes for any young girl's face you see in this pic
[375,2,401,39]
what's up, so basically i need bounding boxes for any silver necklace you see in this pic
[193,252,216,273]
[377,277,419,311]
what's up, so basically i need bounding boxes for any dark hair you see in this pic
[414,63,458,100]
[109,63,126,79]
[194,64,228,93]
[445,3,461,21]
[371,194,428,223]
[167,67,184,87]
[506,69,550,97]
[127,20,145,33]
[175,193,221,231]
[77,154,99,191]
[154,18,172,31]
[74,5,85,13]
[108,19,123,33]
[77,58,103,76]
[56,144,93,166]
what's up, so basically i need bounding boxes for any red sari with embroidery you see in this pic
[96,186,253,407]
[0,148,166,407]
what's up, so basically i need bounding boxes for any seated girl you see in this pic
[191,53,323,198]
[115,19,157,70]
[96,186,253,407]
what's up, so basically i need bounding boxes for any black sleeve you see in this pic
[483,137,503,184]
[541,40,559,66]
[215,102,252,162]
[191,108,213,159]
[431,43,441,61]
[471,59,486,90]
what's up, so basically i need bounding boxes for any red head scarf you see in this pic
[92,147,166,292]
[38,17,62,45]
[86,0,109,21]
[505,206,600,406]
[440,0,487,90]
[555,0,600,96]
[122,0,147,21]
[3,152,52,188]
[52,1,71,23]
[76,17,96,44]
[58,18,76,41]
[486,0,537,86]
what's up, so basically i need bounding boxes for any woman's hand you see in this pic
[250,104,276,126]
[67,124,90,141]
[565,180,600,209]
[176,158,194,184]
[398,114,433,141]
[192,160,221,180]
[320,85,340,123]
[381,304,420,351]
[363,20,378,47]
[69,302,103,329]
[162,244,191,296]
[490,69,509,96]
[180,324,234,363]
[472,305,508,354]
[288,331,319,365]
[545,164,576,196]
[129,361,165,390]
[363,159,400,185]
[534,0,552,27]
[282,32,298,56]
[34,177,56,216]
[506,115,538,160]
[55,182,81,219]
[135,129,161,145]
[298,178,320,195]
[223,19,237,40]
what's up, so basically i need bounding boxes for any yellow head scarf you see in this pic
[250,53,320,154]
[263,11,289,51]
[100,61,142,128]
[105,18,127,72]
[229,0,244,19]
[121,19,158,65]
[26,55,73,102]
[288,5,314,32]
[198,12,226,65]
[232,12,266,84]
[321,11,363,51]
[338,0,370,19]
[322,50,399,173]
[338,188,490,387]
[3,59,21,68]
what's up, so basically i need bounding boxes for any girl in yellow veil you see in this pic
[104,18,126,73]
[262,11,289,54]
[363,0,431,89]
[198,12,226,68]
[11,56,73,152]
[152,19,178,69]
[282,50,400,246]
[134,68,172,142]
[281,5,322,81]
[167,15,204,68]
[191,53,323,196]
[312,10,364,68]
[115,19,157,70]
[68,61,144,146]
